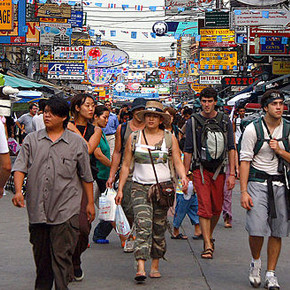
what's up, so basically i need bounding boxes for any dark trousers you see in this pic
[72,192,91,272]
[93,178,113,240]
[29,215,79,290]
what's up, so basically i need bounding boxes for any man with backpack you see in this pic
[240,90,290,290]
[184,87,236,259]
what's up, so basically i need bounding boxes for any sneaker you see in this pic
[249,261,261,288]
[74,268,84,282]
[124,238,134,253]
[264,273,280,290]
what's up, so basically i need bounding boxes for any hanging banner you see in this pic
[48,62,85,80]
[248,26,290,56]
[53,46,84,60]
[40,23,71,46]
[232,9,290,27]
[36,4,71,19]
[272,59,290,75]
[199,51,237,70]
[200,29,236,47]
[84,46,129,68]
[0,0,13,31]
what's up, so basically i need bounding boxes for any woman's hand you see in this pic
[181,177,189,193]
[115,191,123,205]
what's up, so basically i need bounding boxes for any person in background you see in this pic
[32,99,47,132]
[118,104,129,123]
[163,107,180,139]
[233,106,246,147]
[120,111,130,124]
[12,96,95,289]
[103,101,119,158]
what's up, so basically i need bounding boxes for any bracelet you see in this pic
[241,190,247,194]
[229,173,235,177]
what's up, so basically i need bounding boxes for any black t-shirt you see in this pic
[76,122,95,142]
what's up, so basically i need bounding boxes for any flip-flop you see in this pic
[201,248,213,259]
[149,271,161,278]
[135,272,147,282]
[192,234,203,240]
[171,233,188,240]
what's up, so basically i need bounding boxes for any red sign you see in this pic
[221,77,259,86]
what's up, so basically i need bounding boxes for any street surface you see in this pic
[1,182,290,290]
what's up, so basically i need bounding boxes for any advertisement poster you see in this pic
[68,10,83,28]
[199,51,237,70]
[200,29,236,47]
[37,4,71,19]
[272,60,290,75]
[48,62,84,80]
[166,21,198,37]
[40,23,71,46]
[248,26,290,56]
[0,0,13,31]
[53,46,84,60]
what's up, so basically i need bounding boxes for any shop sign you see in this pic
[199,51,237,70]
[232,9,290,27]
[36,4,71,19]
[235,32,247,44]
[247,55,269,63]
[190,80,207,93]
[71,37,91,46]
[40,23,71,46]
[248,26,290,56]
[235,0,286,5]
[200,29,236,47]
[84,46,129,68]
[0,0,13,31]
[68,10,83,28]
[199,75,232,85]
[205,11,229,27]
[166,21,198,37]
[221,77,259,86]
[272,60,290,75]
[39,18,67,23]
[48,62,84,80]
[53,46,83,60]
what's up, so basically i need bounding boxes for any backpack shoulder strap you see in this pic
[192,113,205,127]
[191,116,198,161]
[282,118,290,152]
[120,122,127,145]
[131,130,139,153]
[253,117,265,155]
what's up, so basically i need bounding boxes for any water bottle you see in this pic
[184,181,193,200]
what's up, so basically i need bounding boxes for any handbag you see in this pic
[142,130,175,208]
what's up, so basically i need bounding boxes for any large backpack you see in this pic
[191,112,229,183]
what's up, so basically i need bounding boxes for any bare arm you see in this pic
[12,171,25,207]
[15,121,25,133]
[0,153,11,197]
[227,149,236,190]
[94,147,111,168]
[107,125,122,188]
[81,181,95,223]
[115,134,133,205]
[240,160,253,210]
[183,152,192,174]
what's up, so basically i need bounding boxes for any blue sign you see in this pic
[48,63,85,80]
[68,10,83,28]
[261,36,285,54]
[235,33,247,44]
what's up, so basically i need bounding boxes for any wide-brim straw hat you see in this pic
[136,101,171,126]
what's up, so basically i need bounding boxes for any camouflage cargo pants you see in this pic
[132,182,169,261]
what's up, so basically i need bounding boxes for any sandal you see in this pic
[210,238,215,250]
[135,272,147,282]
[201,248,213,259]
[149,270,161,278]
[171,233,188,240]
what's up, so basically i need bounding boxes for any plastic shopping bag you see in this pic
[98,188,117,221]
[115,205,131,238]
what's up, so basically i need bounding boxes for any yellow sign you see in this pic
[199,51,237,70]
[200,29,235,36]
[272,60,290,75]
[0,0,13,31]
[190,80,207,93]
[71,37,91,46]
[37,4,71,19]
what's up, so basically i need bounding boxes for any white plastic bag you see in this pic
[115,205,131,238]
[98,188,117,221]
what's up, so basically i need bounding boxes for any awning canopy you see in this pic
[4,75,48,89]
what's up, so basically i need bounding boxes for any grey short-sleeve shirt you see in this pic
[13,129,93,225]
[17,113,34,134]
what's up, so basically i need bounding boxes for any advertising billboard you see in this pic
[53,46,84,60]
[199,51,237,70]
[48,62,84,80]
[0,0,13,31]
[200,29,236,47]
[36,4,71,19]
[40,23,71,46]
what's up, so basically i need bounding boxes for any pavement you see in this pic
[1,182,290,290]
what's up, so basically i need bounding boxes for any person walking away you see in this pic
[103,101,119,158]
[32,99,47,131]
[12,97,95,290]
[0,120,11,198]
[68,93,102,281]
[115,101,188,282]
[240,90,290,290]
[184,87,236,259]
[106,98,146,252]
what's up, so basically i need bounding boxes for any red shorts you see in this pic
[193,169,225,219]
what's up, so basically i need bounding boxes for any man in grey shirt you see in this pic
[15,103,38,135]
[12,97,95,290]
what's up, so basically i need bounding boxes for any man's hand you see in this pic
[181,177,189,193]
[227,175,236,190]
[12,192,25,208]
[106,176,115,188]
[240,191,253,210]
[115,191,123,205]
[269,139,281,155]
[86,202,95,223]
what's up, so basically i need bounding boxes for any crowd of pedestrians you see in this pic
[0,87,289,290]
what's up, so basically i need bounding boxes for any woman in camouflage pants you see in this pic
[116,101,188,282]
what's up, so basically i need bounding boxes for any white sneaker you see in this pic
[249,261,261,288]
[264,273,280,290]
[124,238,134,253]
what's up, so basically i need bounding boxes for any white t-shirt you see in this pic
[235,117,242,144]
[240,120,290,176]
[0,121,9,154]
[32,114,45,131]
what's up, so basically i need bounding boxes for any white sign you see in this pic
[115,83,125,92]
[53,46,84,60]
[235,0,286,5]
[199,75,232,85]
[232,9,290,27]
[40,23,71,46]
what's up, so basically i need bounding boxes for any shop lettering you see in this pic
[222,77,259,86]
[98,54,126,65]
[0,10,11,24]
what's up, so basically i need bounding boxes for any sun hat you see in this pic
[136,101,171,126]
[129,97,147,112]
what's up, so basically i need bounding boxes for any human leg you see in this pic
[187,194,201,237]
[172,194,188,239]
[29,223,54,290]
[222,165,233,227]
[267,236,281,271]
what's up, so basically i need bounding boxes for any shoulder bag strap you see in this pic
[142,129,160,187]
